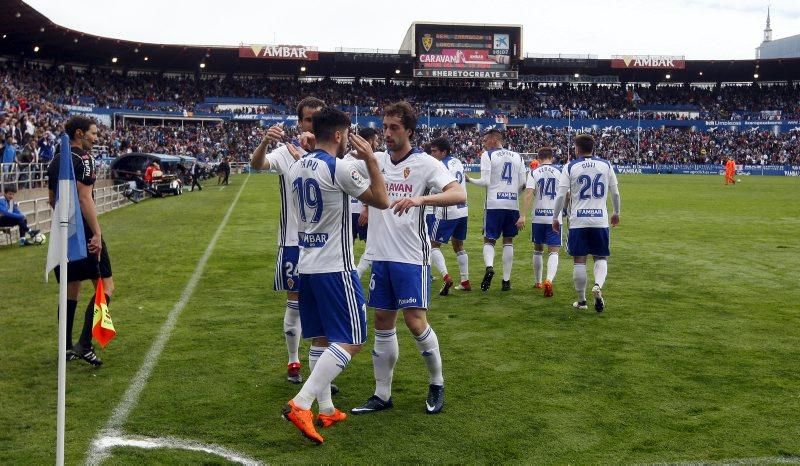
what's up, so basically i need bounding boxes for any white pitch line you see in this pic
[86,175,250,465]
[94,434,263,465]
[648,456,800,466]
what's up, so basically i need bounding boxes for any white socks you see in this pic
[372,328,399,401]
[546,252,559,282]
[356,256,372,278]
[532,251,543,283]
[414,325,444,386]
[431,248,448,278]
[456,250,469,281]
[594,259,608,288]
[502,244,514,281]
[284,300,301,364]
[293,344,350,410]
[573,264,587,302]
[483,243,495,268]
[308,345,334,414]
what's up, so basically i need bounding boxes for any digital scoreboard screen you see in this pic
[410,23,522,80]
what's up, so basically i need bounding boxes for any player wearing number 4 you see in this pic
[282,108,389,444]
[552,135,621,312]
[250,97,324,384]
[466,129,526,292]
[519,147,562,297]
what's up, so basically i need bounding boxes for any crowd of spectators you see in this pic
[414,126,800,165]
[2,62,799,174]
[4,63,800,121]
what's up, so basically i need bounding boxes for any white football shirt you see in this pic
[526,164,563,224]
[364,149,456,265]
[558,156,619,228]
[265,142,307,247]
[480,148,525,210]
[436,155,468,220]
[287,149,369,274]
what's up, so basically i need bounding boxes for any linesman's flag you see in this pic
[92,278,116,347]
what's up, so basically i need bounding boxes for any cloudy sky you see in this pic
[24,0,800,59]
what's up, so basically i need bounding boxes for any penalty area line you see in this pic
[86,175,250,465]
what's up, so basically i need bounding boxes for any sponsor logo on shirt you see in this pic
[496,192,517,200]
[299,232,329,247]
[387,182,413,198]
[576,209,603,218]
[534,208,554,216]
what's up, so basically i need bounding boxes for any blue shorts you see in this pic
[298,270,367,345]
[368,261,431,311]
[484,209,519,240]
[274,246,300,292]
[351,213,368,241]
[425,214,436,239]
[431,217,468,244]
[567,228,610,257]
[532,223,561,247]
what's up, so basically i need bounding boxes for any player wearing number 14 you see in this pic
[552,134,621,312]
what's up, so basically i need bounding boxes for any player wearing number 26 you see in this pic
[552,134,621,313]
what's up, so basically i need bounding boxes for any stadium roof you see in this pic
[2,0,800,83]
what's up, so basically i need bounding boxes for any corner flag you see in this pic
[45,134,87,280]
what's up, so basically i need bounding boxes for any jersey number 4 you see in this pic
[577,174,605,200]
[501,162,513,184]
[292,177,323,223]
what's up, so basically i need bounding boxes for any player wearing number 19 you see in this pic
[282,108,389,444]
[552,135,621,312]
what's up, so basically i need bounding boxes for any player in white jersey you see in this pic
[349,127,380,278]
[282,107,389,444]
[428,137,471,294]
[250,97,324,384]
[352,101,466,416]
[520,147,562,297]
[466,129,526,292]
[552,134,621,312]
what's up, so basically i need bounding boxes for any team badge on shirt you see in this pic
[403,167,411,179]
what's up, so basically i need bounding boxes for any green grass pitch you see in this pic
[1,173,799,464]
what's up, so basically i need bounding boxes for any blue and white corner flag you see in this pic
[45,134,87,280]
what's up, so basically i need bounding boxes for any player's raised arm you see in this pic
[350,133,390,209]
[249,124,285,170]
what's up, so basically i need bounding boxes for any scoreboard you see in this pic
[404,23,522,80]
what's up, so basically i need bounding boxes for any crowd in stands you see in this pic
[2,63,799,172]
[5,64,800,121]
